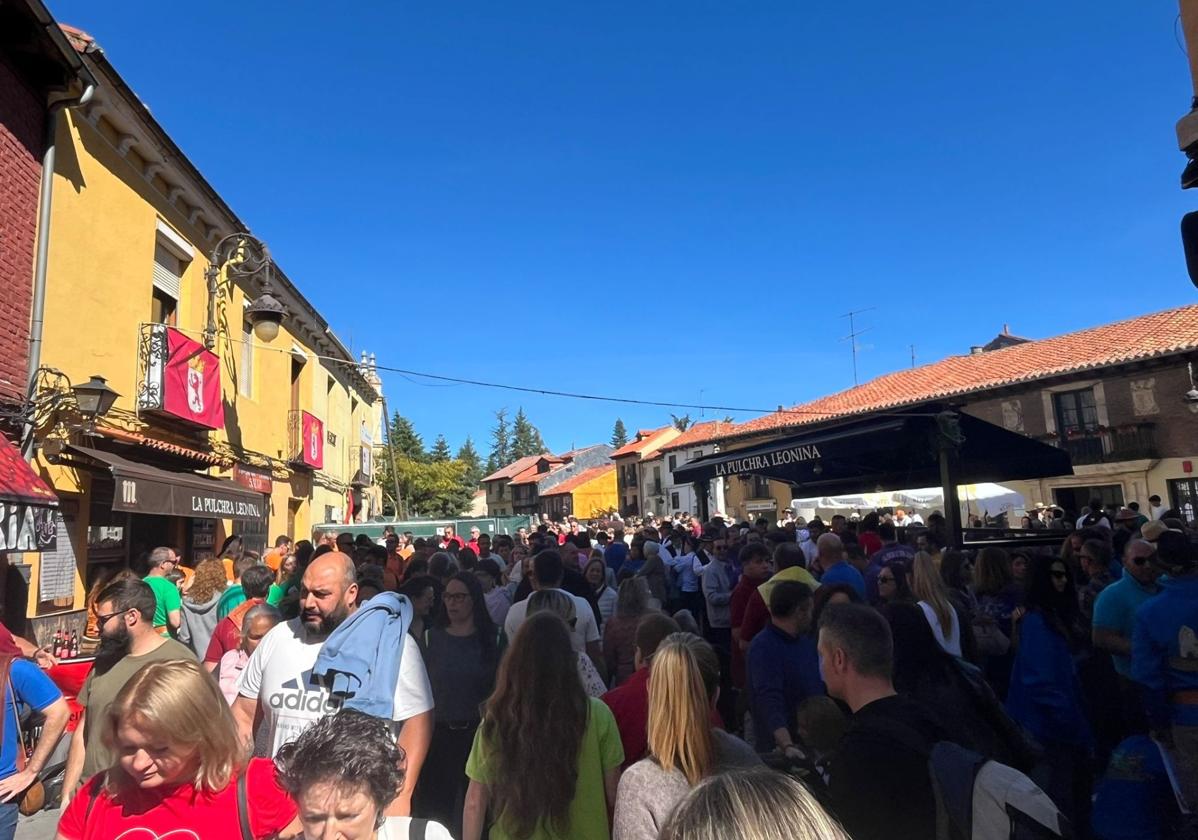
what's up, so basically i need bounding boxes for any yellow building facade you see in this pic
[541,465,618,521]
[21,28,380,634]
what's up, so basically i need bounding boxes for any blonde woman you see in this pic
[528,590,607,697]
[911,550,962,657]
[613,633,760,840]
[56,659,299,840]
[658,767,851,840]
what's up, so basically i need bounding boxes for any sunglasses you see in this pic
[1050,571,1068,581]
[95,608,130,627]
[443,593,471,604]
[878,576,896,584]
[1132,555,1152,566]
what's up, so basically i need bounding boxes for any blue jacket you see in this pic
[1131,574,1198,728]
[747,623,824,751]
[313,592,412,718]
[1005,610,1092,748]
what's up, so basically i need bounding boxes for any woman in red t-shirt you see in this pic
[56,659,299,840]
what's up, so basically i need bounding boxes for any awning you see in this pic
[0,435,59,552]
[66,445,266,520]
[674,412,1072,494]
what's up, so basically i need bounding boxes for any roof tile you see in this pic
[729,304,1198,439]
[540,465,616,496]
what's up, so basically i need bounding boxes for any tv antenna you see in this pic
[840,308,874,385]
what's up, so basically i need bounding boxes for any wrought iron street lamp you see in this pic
[203,232,285,349]
[71,375,120,425]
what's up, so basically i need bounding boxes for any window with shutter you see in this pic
[151,242,183,324]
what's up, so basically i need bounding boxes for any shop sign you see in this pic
[233,464,273,494]
[745,500,778,512]
[713,444,822,478]
[299,412,324,470]
[0,501,57,552]
[112,475,264,520]
[359,422,373,478]
[139,325,224,430]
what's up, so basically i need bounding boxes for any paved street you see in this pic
[16,807,59,840]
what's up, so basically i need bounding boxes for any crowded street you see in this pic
[4,1,1198,839]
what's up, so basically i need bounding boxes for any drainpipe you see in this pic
[22,82,96,460]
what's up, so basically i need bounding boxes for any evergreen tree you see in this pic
[611,418,629,448]
[671,413,692,432]
[389,413,427,462]
[457,437,483,487]
[487,408,511,473]
[510,407,548,459]
[430,434,452,462]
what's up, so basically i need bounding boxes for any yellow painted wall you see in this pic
[570,469,618,520]
[26,110,374,614]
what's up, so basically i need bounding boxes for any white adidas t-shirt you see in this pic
[236,617,434,756]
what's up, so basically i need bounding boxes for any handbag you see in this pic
[0,655,46,815]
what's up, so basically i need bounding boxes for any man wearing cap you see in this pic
[1112,507,1140,560]
[1131,530,1198,807]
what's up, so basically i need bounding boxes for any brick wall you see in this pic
[964,358,1198,458]
[0,56,45,400]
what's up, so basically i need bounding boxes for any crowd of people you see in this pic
[0,497,1191,839]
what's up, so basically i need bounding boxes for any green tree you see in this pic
[511,407,547,459]
[389,413,427,462]
[671,413,692,432]
[394,458,470,517]
[430,434,452,462]
[611,418,628,448]
[486,408,511,474]
[457,437,483,488]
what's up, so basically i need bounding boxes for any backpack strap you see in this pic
[237,768,252,840]
[409,818,428,840]
[83,772,106,823]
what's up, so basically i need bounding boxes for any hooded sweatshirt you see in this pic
[179,592,222,657]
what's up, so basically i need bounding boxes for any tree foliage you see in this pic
[430,434,452,462]
[511,407,547,460]
[457,437,483,488]
[611,418,628,448]
[671,413,692,432]
[376,412,473,518]
[486,408,511,475]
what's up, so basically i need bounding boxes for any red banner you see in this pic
[161,328,223,430]
[300,412,324,469]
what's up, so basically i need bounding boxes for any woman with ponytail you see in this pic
[612,633,760,840]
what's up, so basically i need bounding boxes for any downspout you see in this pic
[22,81,96,460]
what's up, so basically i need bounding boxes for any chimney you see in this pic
[970,346,984,355]
[1002,323,1011,335]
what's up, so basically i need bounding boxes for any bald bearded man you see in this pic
[233,552,433,816]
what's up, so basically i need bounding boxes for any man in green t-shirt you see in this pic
[141,546,182,635]
[217,554,258,619]
[60,577,193,805]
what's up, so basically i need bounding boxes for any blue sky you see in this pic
[52,1,1197,456]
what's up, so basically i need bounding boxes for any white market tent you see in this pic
[793,482,1024,519]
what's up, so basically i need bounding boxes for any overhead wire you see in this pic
[123,323,940,421]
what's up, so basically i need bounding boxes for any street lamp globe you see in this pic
[246,284,285,343]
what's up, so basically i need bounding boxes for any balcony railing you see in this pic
[1048,422,1157,466]
[288,409,324,470]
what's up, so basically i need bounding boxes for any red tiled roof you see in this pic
[508,462,567,486]
[731,305,1198,439]
[58,24,94,53]
[660,421,734,451]
[482,454,555,483]
[541,465,616,497]
[610,426,681,459]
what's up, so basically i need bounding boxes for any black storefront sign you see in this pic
[111,474,264,519]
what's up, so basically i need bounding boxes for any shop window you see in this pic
[671,492,680,510]
[239,321,254,397]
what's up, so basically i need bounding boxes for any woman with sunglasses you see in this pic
[874,563,914,606]
[414,572,501,837]
[1006,554,1093,833]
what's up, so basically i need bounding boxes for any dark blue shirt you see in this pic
[604,541,628,575]
[3,659,61,780]
[747,623,824,751]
